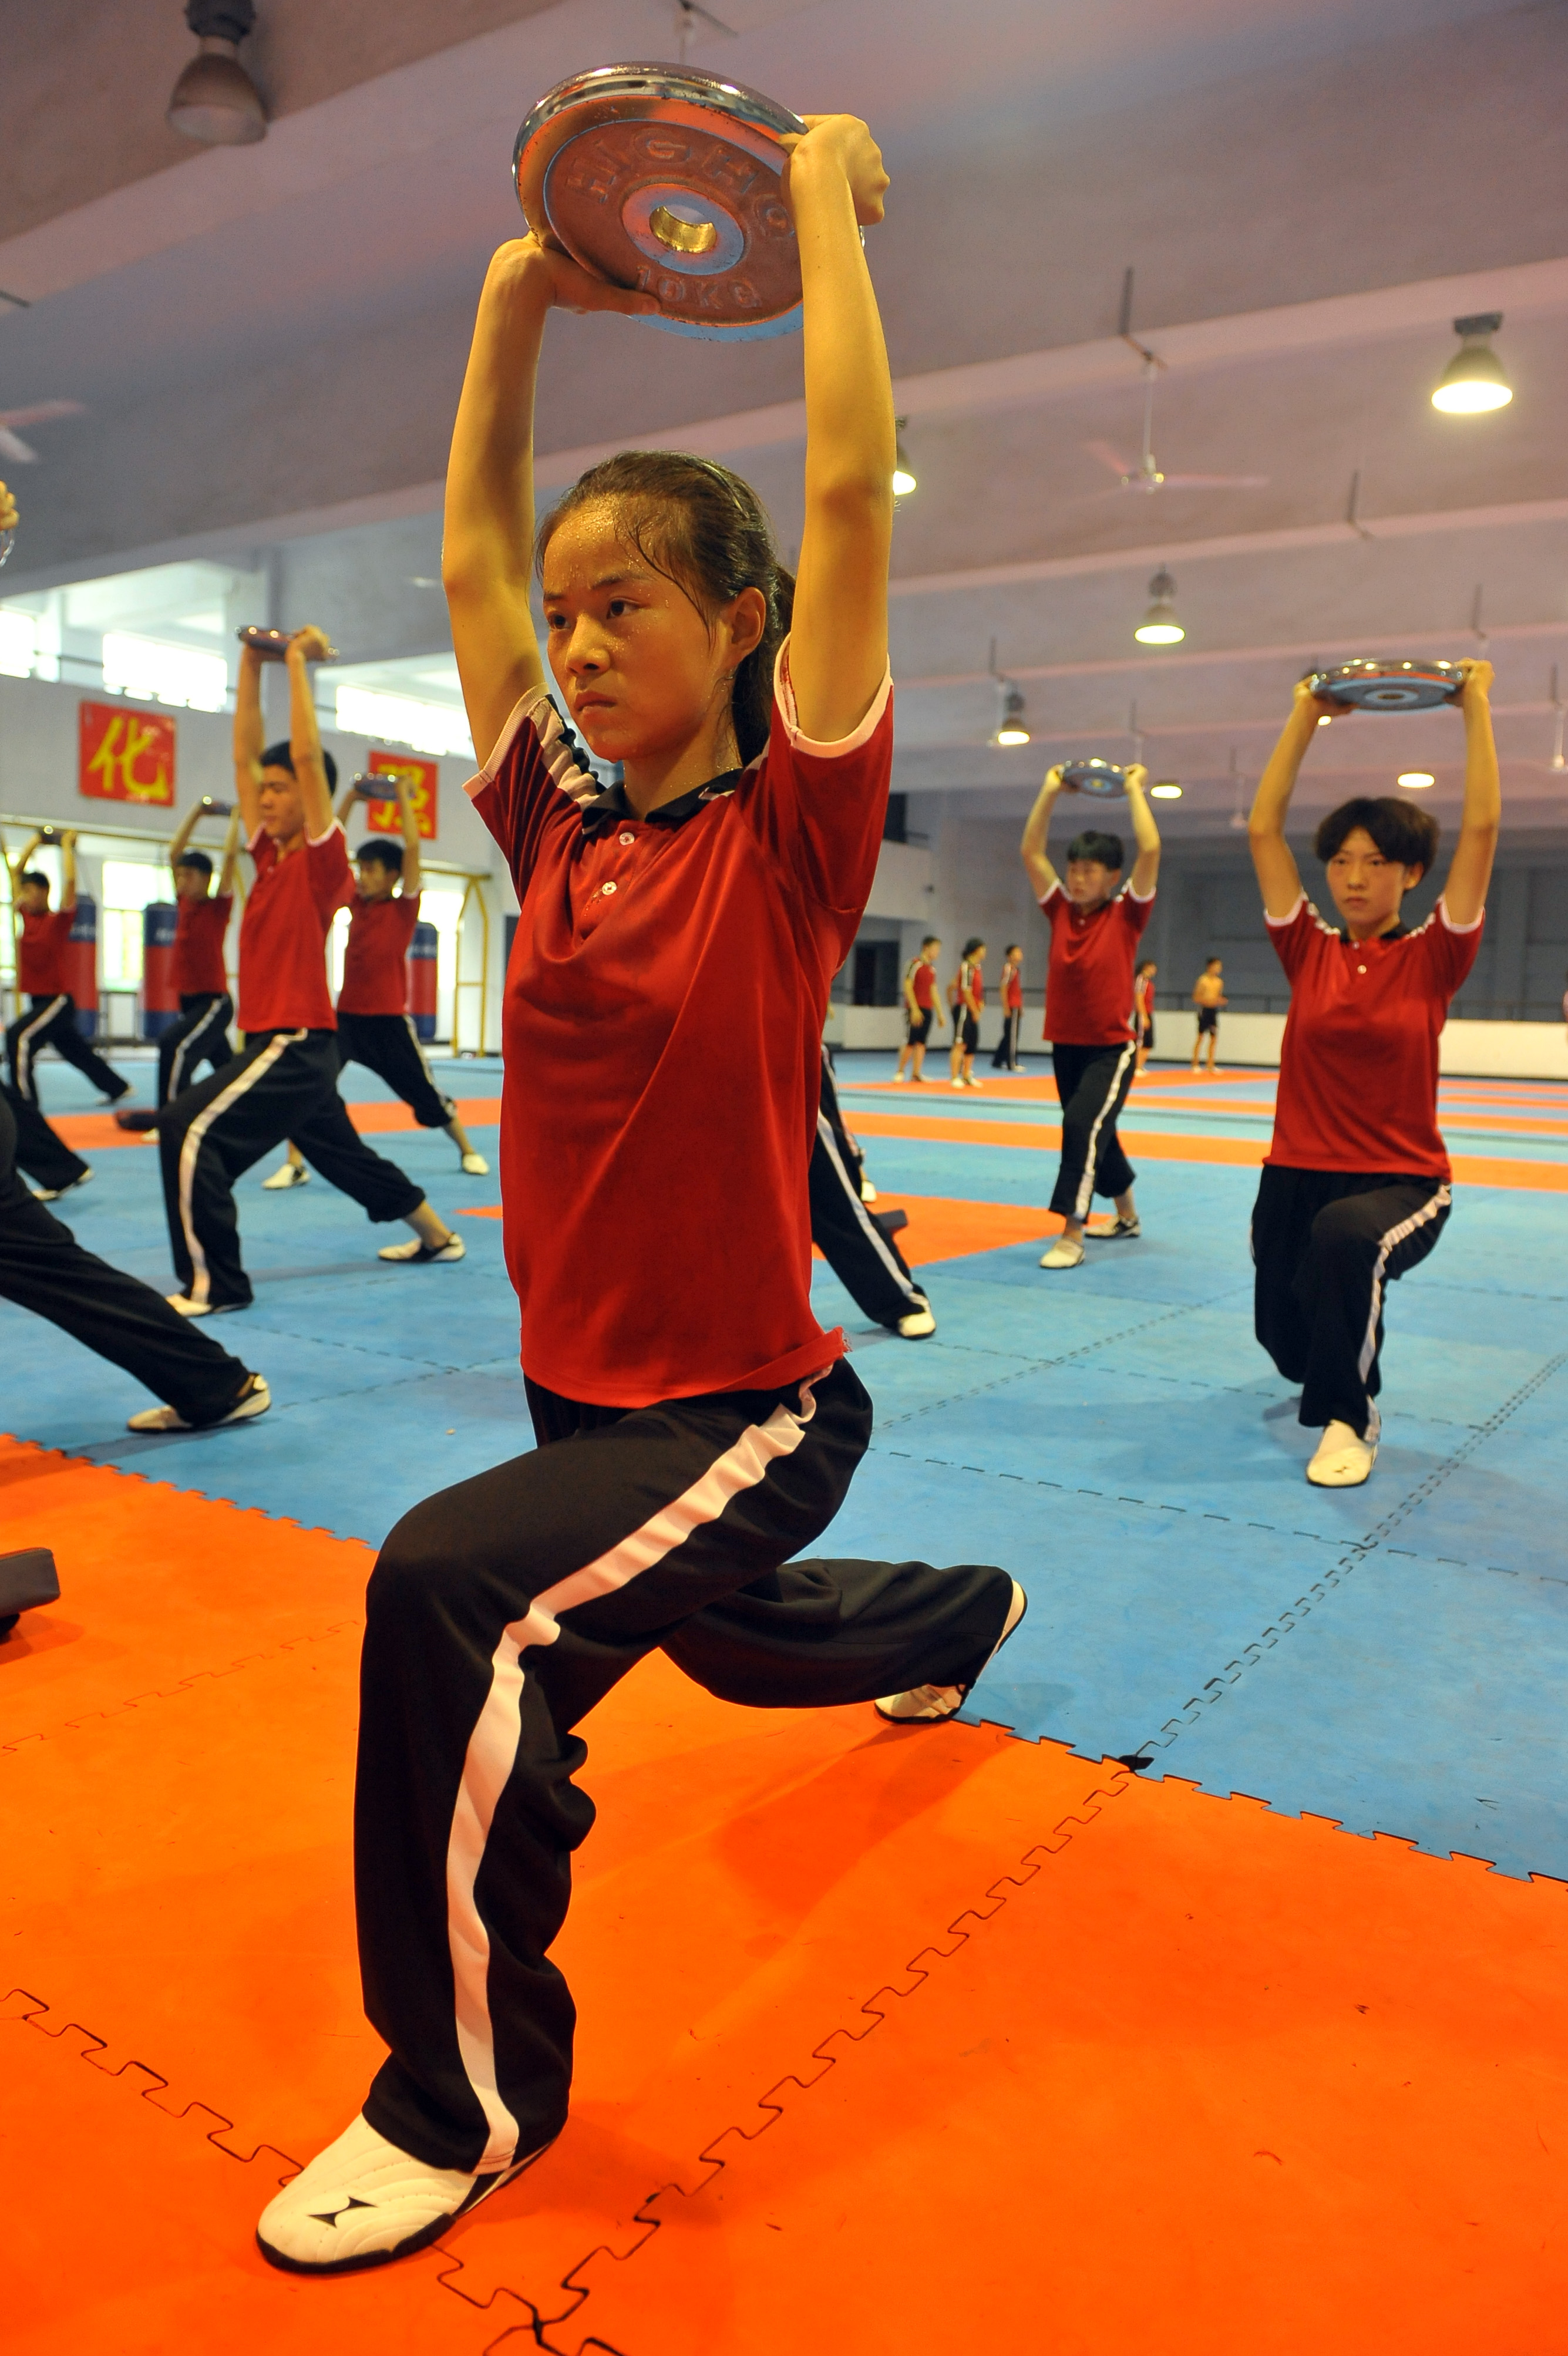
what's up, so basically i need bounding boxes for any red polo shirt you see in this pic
[958,957,985,1009]
[909,959,936,1011]
[1039,880,1153,1045]
[338,891,420,1017]
[467,641,893,1408]
[1266,894,1483,1177]
[238,825,352,1034]
[18,908,72,995]
[171,893,232,995]
[1002,957,1023,1012]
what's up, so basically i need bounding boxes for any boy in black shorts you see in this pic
[894,935,942,1082]
[948,938,985,1089]
[1190,957,1226,1074]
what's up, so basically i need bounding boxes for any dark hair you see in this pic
[1204,955,1222,968]
[19,870,49,891]
[261,741,339,791]
[1314,796,1438,874]
[921,934,940,948]
[536,451,794,769]
[963,936,985,957]
[1067,830,1124,869]
[358,839,404,872]
[175,849,214,876]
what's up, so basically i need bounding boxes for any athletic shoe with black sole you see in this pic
[127,1372,271,1433]
[378,1233,465,1264]
[256,2113,556,2276]
[31,1169,93,1203]
[875,1578,1028,1724]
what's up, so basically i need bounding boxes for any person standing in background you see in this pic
[1191,956,1227,1075]
[5,828,130,1113]
[1133,960,1158,1073]
[949,938,985,1089]
[990,943,1023,1071]
[893,934,943,1083]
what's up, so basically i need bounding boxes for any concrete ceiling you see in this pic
[2,0,1564,835]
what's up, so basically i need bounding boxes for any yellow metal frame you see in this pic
[450,874,492,1056]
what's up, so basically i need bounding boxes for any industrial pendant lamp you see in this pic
[891,417,917,499]
[994,684,1030,746]
[1133,566,1184,645]
[167,0,268,146]
[1431,314,1512,415]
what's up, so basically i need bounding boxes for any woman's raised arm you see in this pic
[782,117,894,745]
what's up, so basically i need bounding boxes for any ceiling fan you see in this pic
[1086,356,1268,496]
[0,399,85,465]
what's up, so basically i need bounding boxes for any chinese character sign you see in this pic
[364,752,438,840]
[79,701,176,806]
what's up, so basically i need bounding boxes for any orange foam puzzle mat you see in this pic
[5,1442,1567,2354]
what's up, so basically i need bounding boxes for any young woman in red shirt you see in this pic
[258,111,1022,2277]
[990,943,1024,1071]
[894,932,943,1082]
[1247,661,1499,1487]
[948,937,985,1088]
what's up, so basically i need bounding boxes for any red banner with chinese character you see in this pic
[78,701,176,806]
[363,752,438,840]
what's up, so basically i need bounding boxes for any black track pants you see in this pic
[337,1012,454,1131]
[991,1010,1022,1069]
[354,1355,1013,2175]
[157,1029,425,1310]
[6,994,126,1103]
[157,993,234,1104]
[0,1095,251,1425]
[1251,1164,1452,1439]
[1,1083,89,1194]
[810,1049,926,1328]
[1050,1041,1136,1220]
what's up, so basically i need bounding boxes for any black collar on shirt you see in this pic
[1335,921,1409,944]
[578,770,741,841]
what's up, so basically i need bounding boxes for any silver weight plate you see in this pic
[1061,758,1126,796]
[1308,659,1463,712]
[236,625,339,662]
[514,63,805,341]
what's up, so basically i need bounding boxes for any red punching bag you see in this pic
[68,894,99,1038]
[408,921,438,1042]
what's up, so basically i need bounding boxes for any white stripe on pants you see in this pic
[12,995,69,1102]
[177,1029,304,1305]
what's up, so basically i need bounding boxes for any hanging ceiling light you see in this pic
[1149,780,1182,799]
[891,416,917,499]
[1398,771,1435,789]
[994,684,1030,746]
[1133,566,1184,645]
[167,0,267,146]
[1431,313,1512,415]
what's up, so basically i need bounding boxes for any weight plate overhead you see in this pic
[1061,758,1126,796]
[1308,659,1464,712]
[514,63,806,341]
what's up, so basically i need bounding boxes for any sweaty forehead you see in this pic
[541,504,656,598]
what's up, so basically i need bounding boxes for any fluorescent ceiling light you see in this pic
[1398,771,1435,789]
[892,416,916,498]
[1149,781,1182,799]
[1431,312,1512,415]
[1134,566,1184,645]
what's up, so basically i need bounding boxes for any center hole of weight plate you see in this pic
[648,201,719,255]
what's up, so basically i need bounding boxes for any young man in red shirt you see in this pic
[1021,764,1160,1268]
[990,943,1024,1071]
[331,772,489,1177]
[5,827,130,1112]
[893,933,942,1082]
[1247,662,1498,1487]
[154,628,463,1315]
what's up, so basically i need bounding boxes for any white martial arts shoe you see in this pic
[378,1233,466,1264]
[1090,1214,1141,1240]
[459,1150,490,1176]
[255,2112,553,2276]
[127,1374,271,1433]
[165,1291,243,1317]
[897,1300,937,1338]
[860,1176,878,1203]
[262,1160,309,1190]
[1038,1237,1084,1269]
[875,1578,1028,1724]
[1306,1419,1377,1487]
[31,1169,94,1203]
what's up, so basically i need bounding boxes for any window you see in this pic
[0,609,36,679]
[335,686,472,761]
[102,631,228,713]
[100,858,171,991]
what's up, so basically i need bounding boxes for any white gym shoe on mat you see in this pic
[459,1150,490,1176]
[255,2113,552,2276]
[127,1374,271,1434]
[876,1578,1027,1724]
[1306,1419,1377,1487]
[896,1301,937,1338]
[378,1233,466,1264]
[262,1160,309,1190]
[1089,1214,1140,1240]
[1038,1237,1084,1269]
[31,1169,94,1203]
[164,1291,243,1317]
